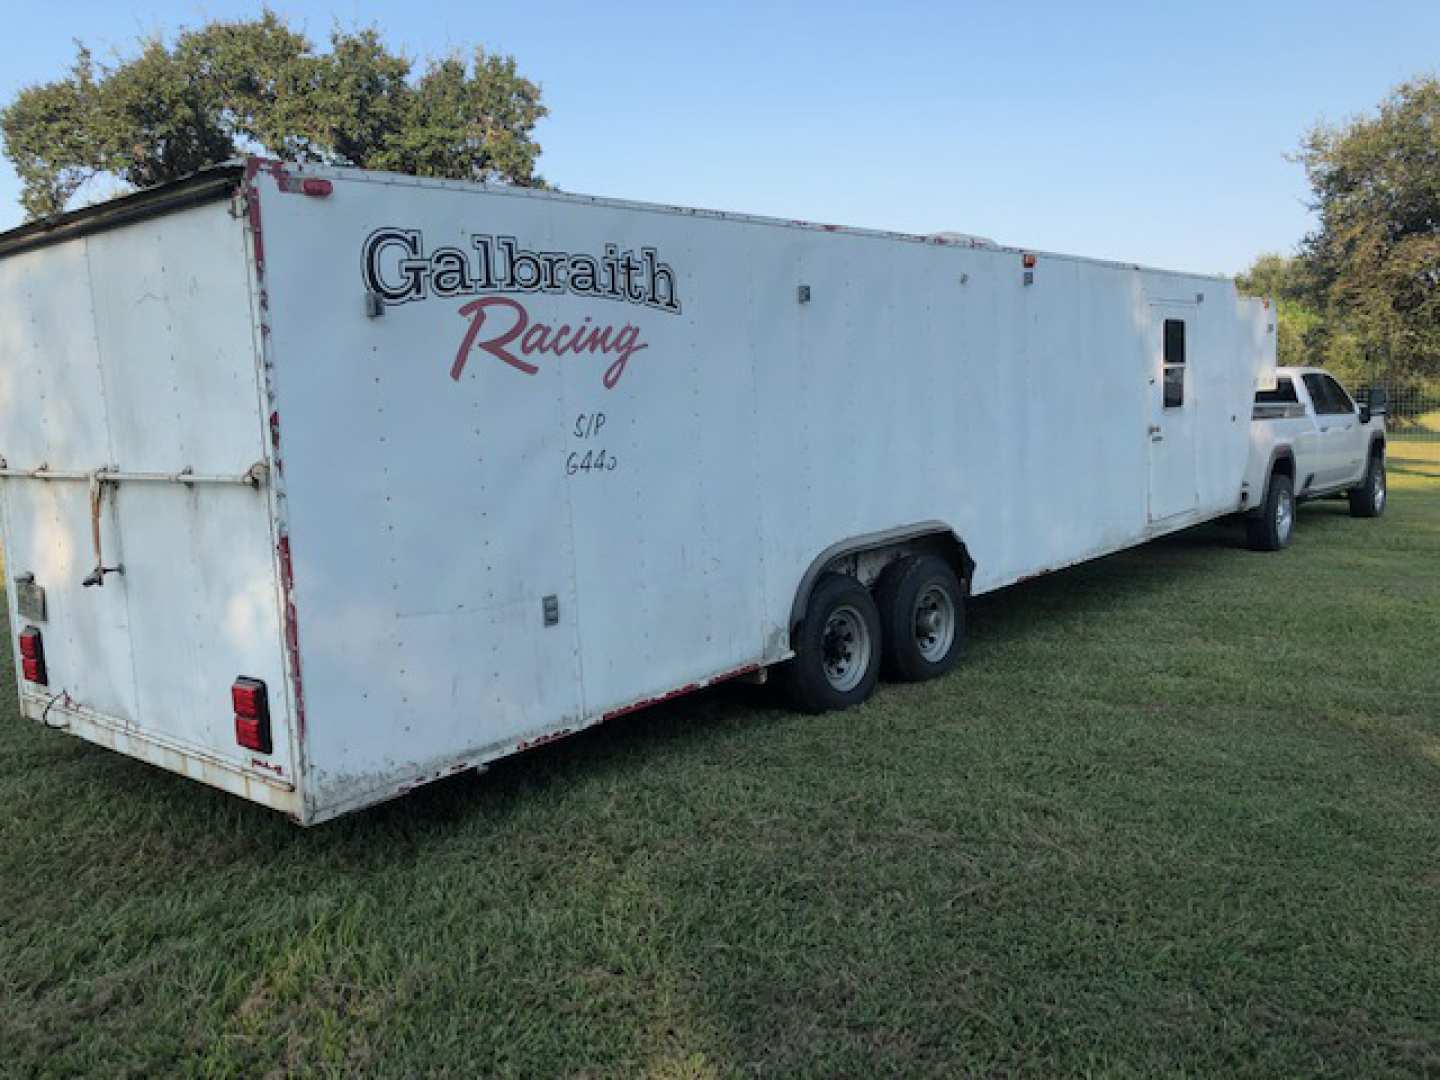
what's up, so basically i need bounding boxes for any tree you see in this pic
[1234,253,1327,371]
[1298,77,1440,381]
[0,13,547,221]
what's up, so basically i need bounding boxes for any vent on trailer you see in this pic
[232,678,272,754]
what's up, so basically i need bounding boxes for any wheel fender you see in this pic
[788,522,973,637]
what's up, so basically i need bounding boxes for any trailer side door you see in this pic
[1147,304,1200,522]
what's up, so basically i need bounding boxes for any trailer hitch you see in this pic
[82,470,123,588]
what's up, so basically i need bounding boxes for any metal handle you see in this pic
[82,565,123,588]
[0,461,268,487]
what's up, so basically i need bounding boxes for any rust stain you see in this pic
[247,158,304,744]
[277,533,306,739]
[601,663,761,721]
[516,728,573,751]
[242,160,268,271]
[268,411,283,476]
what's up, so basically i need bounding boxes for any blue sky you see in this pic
[1,0,1435,274]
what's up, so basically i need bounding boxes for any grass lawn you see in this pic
[3,444,1440,1076]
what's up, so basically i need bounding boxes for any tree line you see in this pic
[0,12,546,220]
[1237,77,1439,393]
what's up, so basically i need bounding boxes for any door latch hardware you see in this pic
[82,564,124,588]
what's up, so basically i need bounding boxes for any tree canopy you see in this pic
[1236,76,1440,385]
[0,12,547,221]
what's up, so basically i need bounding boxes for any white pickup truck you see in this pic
[1242,366,1388,550]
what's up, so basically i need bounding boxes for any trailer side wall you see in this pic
[256,168,1269,819]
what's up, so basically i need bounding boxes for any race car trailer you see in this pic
[0,159,1275,823]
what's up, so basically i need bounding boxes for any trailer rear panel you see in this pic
[0,192,297,812]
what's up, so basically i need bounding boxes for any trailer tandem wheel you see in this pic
[874,555,966,682]
[782,573,883,713]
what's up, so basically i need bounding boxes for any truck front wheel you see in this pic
[1247,473,1295,551]
[782,573,883,713]
[1348,450,1387,518]
[875,555,965,681]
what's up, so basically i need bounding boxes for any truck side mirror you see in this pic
[1368,386,1389,415]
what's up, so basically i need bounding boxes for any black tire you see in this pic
[874,555,965,682]
[781,573,882,713]
[1246,472,1295,551]
[1348,450,1387,518]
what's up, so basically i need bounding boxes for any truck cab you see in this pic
[1242,366,1388,550]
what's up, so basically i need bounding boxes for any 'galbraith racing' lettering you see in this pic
[362,228,682,314]
[451,297,648,390]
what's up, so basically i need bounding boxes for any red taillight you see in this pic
[1022,253,1037,269]
[300,178,332,197]
[232,677,272,754]
[19,627,46,685]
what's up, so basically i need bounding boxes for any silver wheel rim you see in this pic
[912,584,957,663]
[1276,489,1293,542]
[1373,465,1386,511]
[821,604,871,693]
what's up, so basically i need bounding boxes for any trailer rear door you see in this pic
[0,197,295,793]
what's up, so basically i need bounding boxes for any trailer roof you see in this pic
[0,158,1234,285]
[0,164,244,260]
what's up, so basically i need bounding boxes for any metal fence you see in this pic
[1355,384,1440,441]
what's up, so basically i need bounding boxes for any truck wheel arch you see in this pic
[1256,448,1296,511]
[788,522,974,640]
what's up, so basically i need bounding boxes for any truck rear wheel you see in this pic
[874,555,965,681]
[782,573,882,713]
[1246,473,1295,551]
[1348,450,1386,518]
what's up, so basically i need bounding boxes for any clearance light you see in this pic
[232,677,273,754]
[19,626,46,685]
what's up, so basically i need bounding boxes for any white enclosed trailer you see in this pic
[0,160,1274,823]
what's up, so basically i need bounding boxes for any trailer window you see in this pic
[1162,319,1185,408]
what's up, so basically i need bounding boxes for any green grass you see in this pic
[4,446,1440,1077]
[1390,410,1440,438]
